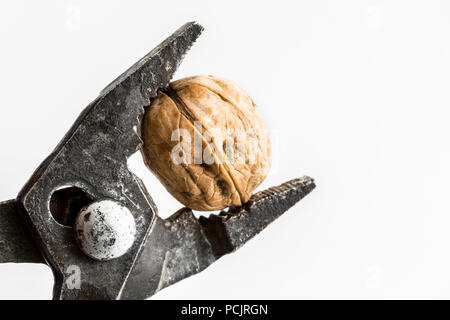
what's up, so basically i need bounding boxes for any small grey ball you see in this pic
[74,200,136,261]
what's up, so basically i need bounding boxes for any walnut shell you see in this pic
[141,75,271,211]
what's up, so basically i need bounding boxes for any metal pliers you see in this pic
[0,22,315,300]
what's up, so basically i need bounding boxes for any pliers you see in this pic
[0,22,315,300]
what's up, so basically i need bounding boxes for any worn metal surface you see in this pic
[16,22,203,300]
[0,200,43,264]
[121,177,315,300]
[0,22,316,300]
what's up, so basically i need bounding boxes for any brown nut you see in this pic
[141,75,271,211]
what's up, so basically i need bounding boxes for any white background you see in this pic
[0,0,449,299]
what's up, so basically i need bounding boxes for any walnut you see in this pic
[141,75,271,211]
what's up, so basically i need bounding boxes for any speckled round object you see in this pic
[74,200,136,261]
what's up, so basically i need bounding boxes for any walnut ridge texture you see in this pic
[142,75,271,211]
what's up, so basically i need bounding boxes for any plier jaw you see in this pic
[0,22,315,300]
